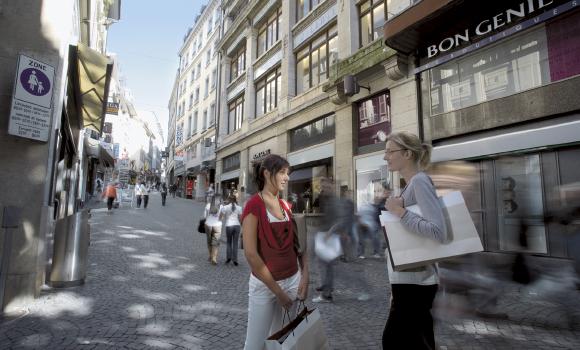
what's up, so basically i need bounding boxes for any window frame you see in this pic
[358,0,386,48]
[257,7,282,57]
[230,44,246,82]
[296,0,322,22]
[255,66,282,117]
[228,95,244,134]
[295,25,338,94]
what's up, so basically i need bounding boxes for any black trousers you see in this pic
[161,193,167,206]
[107,197,114,211]
[143,195,149,208]
[382,284,438,350]
[136,195,142,208]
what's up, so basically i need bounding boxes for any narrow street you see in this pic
[1,193,579,349]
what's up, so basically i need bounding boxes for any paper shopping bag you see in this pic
[265,308,329,350]
[380,191,483,271]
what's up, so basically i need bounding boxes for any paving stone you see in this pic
[1,193,579,349]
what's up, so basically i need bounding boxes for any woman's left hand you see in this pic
[297,275,309,301]
[386,197,405,217]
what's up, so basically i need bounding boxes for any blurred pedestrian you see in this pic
[143,182,151,208]
[204,198,222,265]
[382,131,450,350]
[102,182,117,213]
[206,183,215,203]
[241,154,309,350]
[160,183,168,206]
[170,183,177,198]
[135,182,144,208]
[220,194,242,265]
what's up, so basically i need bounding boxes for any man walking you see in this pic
[160,183,168,206]
[102,182,117,213]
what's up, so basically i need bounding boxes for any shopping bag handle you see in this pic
[282,309,291,326]
[298,300,309,323]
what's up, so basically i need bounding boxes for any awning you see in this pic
[84,137,115,167]
[76,43,113,134]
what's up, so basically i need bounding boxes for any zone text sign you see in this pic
[8,54,55,142]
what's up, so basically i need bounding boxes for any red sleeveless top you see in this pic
[241,194,298,281]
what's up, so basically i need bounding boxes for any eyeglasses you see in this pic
[385,149,406,156]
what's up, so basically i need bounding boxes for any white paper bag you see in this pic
[265,308,329,350]
[314,232,342,262]
[380,191,483,271]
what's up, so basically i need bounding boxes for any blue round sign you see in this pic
[20,68,51,97]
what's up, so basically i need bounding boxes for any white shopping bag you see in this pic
[265,308,329,350]
[380,191,483,271]
[314,232,342,262]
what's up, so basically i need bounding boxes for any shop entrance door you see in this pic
[495,155,547,253]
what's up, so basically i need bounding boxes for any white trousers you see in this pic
[243,272,300,350]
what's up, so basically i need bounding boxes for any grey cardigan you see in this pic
[387,172,449,285]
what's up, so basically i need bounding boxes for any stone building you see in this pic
[170,1,222,200]
[215,0,408,210]
[0,0,120,313]
[383,0,580,263]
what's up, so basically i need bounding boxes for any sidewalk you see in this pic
[0,194,578,349]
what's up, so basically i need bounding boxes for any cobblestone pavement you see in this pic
[1,193,579,349]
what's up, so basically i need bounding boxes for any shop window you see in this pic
[359,0,385,47]
[223,152,241,172]
[257,7,282,57]
[289,114,335,152]
[256,67,281,117]
[424,27,551,116]
[496,155,547,254]
[356,162,390,210]
[357,92,391,147]
[288,164,332,214]
[228,95,244,134]
[295,25,338,94]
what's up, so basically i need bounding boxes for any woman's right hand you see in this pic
[276,291,294,310]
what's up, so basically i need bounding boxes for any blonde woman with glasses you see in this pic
[382,131,450,350]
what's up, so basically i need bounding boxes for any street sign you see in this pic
[8,54,55,142]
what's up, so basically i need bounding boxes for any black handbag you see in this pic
[197,219,206,234]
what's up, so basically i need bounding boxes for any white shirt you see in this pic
[219,204,242,226]
[266,209,289,223]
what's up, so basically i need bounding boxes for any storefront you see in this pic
[353,91,392,209]
[398,0,580,259]
[220,152,241,199]
[247,137,280,195]
[287,114,335,214]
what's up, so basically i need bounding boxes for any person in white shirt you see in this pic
[219,194,243,266]
[135,182,144,208]
[204,199,223,265]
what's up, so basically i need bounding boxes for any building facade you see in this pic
[172,1,222,200]
[215,0,405,210]
[384,0,580,262]
[0,0,119,313]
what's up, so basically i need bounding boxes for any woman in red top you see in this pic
[242,154,309,350]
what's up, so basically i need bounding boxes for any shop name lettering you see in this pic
[427,0,561,58]
[253,149,271,160]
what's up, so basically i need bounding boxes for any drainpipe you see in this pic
[415,55,425,141]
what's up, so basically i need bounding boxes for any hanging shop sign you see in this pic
[8,54,55,141]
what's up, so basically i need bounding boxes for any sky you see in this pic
[107,0,203,145]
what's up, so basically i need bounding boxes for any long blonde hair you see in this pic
[386,131,432,170]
